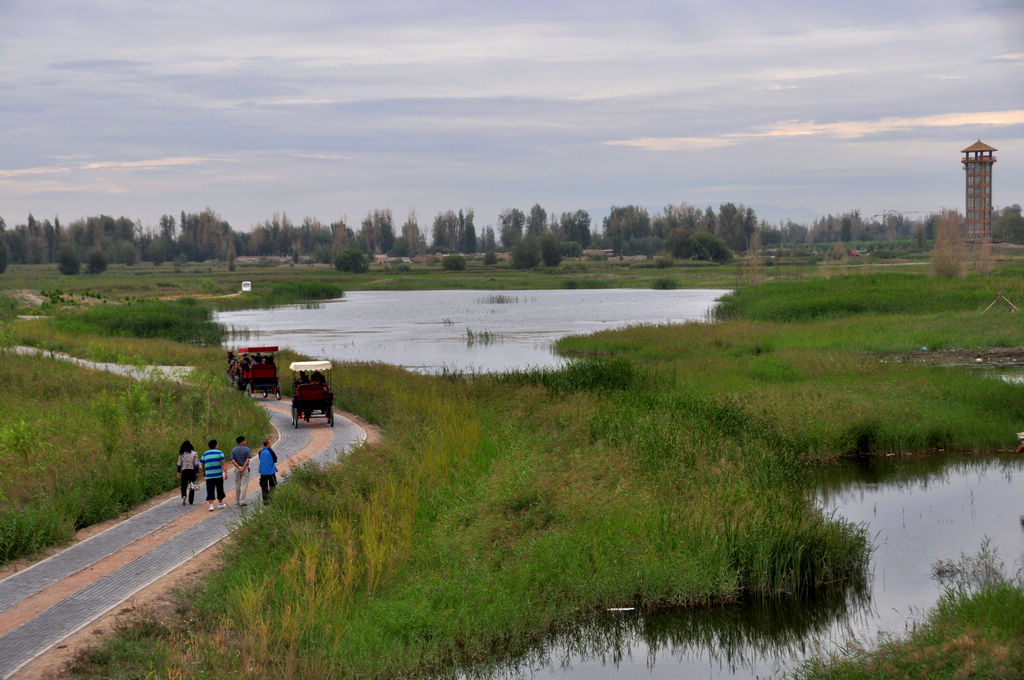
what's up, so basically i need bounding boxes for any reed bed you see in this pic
[52,298,225,345]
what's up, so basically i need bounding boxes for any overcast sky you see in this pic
[1,0,1022,233]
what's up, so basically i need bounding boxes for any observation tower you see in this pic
[962,140,996,242]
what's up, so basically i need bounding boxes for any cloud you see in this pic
[604,110,1024,151]
[80,156,215,171]
[0,156,217,178]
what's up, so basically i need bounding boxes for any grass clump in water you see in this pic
[795,540,1024,680]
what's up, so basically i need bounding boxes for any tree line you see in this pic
[1,202,1021,274]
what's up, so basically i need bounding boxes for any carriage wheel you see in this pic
[328,409,334,427]
[291,407,299,428]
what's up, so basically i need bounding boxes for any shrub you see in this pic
[483,250,498,265]
[510,235,541,269]
[442,254,466,271]
[86,248,108,275]
[540,233,562,266]
[335,248,369,273]
[58,245,80,275]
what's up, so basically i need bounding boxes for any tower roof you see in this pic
[962,140,997,153]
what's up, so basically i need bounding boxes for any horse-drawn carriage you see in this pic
[228,346,281,399]
[289,360,334,428]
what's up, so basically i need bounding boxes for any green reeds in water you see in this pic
[53,298,225,346]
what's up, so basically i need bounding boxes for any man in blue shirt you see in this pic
[201,439,227,512]
[258,439,278,503]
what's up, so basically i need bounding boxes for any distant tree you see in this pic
[335,247,369,273]
[994,205,1024,243]
[461,209,477,253]
[526,204,547,237]
[399,210,424,256]
[358,209,394,255]
[540,231,561,266]
[86,248,108,274]
[931,211,964,279]
[442,254,466,271]
[603,205,650,255]
[559,241,583,258]
[57,244,80,275]
[480,225,497,253]
[483,250,498,265]
[498,208,525,249]
[510,234,541,269]
[559,210,591,247]
[431,210,459,251]
[0,238,6,274]
[667,230,732,264]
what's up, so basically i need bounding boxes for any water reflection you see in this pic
[449,581,870,680]
[444,454,1024,679]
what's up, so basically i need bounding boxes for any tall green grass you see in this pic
[52,298,224,345]
[714,271,1024,322]
[0,354,268,563]
[65,357,871,679]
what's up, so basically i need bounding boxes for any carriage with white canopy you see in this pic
[288,360,334,428]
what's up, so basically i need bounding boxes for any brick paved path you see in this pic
[0,401,365,679]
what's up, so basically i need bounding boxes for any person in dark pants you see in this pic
[258,439,278,503]
[177,440,200,505]
[201,439,227,511]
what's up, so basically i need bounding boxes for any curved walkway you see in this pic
[0,360,366,679]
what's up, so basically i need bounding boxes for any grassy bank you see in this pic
[62,358,872,679]
[0,350,268,564]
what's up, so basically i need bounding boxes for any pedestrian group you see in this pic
[176,435,278,511]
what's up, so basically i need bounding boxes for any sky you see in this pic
[1,0,1022,234]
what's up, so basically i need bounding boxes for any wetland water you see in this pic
[216,288,728,373]
[217,291,1024,678]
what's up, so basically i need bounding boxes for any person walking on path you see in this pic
[230,435,252,507]
[257,439,278,503]
[201,439,227,511]
[176,440,200,505]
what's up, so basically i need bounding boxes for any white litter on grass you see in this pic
[607,607,635,612]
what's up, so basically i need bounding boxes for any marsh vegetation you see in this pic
[3,255,1024,678]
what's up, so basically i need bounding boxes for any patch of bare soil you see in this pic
[880,346,1024,366]
[7,289,47,307]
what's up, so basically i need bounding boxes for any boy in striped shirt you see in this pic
[201,439,227,511]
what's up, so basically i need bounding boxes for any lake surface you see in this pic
[217,292,1024,677]
[216,288,729,373]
